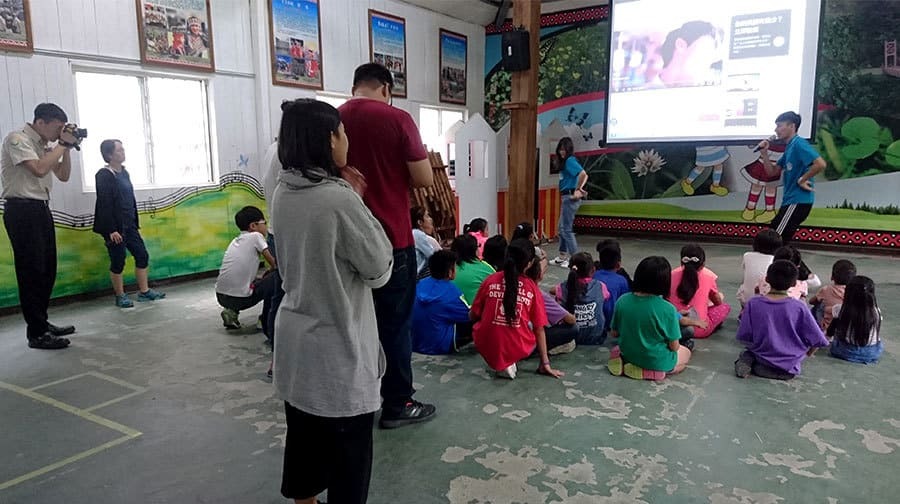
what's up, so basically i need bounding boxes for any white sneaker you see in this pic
[549,340,576,355]
[496,363,517,379]
[549,256,569,268]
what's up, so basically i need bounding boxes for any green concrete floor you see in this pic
[1,237,898,503]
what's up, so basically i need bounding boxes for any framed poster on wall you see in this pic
[368,9,407,98]
[135,0,215,72]
[0,0,33,53]
[439,29,467,105]
[268,0,323,89]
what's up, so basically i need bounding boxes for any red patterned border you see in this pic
[574,216,900,249]
[485,7,609,34]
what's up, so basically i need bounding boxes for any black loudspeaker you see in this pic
[501,30,530,71]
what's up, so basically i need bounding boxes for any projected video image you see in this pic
[611,21,725,92]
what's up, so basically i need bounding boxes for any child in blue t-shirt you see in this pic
[412,250,472,355]
[593,239,631,330]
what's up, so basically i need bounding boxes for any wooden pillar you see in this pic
[502,0,540,238]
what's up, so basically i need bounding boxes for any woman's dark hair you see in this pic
[450,234,479,265]
[463,218,488,235]
[556,137,575,161]
[502,239,535,325]
[752,229,783,255]
[831,259,857,285]
[632,256,671,296]
[595,239,622,270]
[410,206,426,229]
[511,222,534,242]
[100,139,121,163]
[428,250,457,280]
[766,260,798,291]
[564,252,593,312]
[829,275,879,347]
[482,235,508,271]
[277,99,341,179]
[676,244,706,304]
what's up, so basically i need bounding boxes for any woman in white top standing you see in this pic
[272,99,393,504]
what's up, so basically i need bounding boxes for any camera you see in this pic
[72,128,88,140]
[62,124,88,151]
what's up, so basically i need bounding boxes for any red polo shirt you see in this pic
[339,98,428,249]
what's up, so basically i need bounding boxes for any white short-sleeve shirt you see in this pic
[215,231,269,298]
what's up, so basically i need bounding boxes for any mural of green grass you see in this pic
[0,184,264,309]
[579,203,900,231]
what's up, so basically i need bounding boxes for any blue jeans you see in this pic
[373,247,417,413]
[830,339,883,364]
[558,195,582,256]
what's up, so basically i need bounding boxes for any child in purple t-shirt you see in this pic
[735,260,828,380]
[526,255,578,354]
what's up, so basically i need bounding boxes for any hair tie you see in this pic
[681,256,701,264]
[571,265,578,272]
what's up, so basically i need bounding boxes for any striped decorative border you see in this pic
[574,216,900,249]
[485,7,609,34]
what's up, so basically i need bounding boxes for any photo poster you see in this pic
[269,0,323,89]
[136,0,215,72]
[369,10,407,98]
[0,0,32,53]
[439,29,467,104]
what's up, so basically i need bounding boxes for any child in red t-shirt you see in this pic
[470,239,564,379]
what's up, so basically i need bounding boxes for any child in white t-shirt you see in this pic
[737,229,782,307]
[215,206,277,329]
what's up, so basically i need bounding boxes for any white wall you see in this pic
[251,0,486,145]
[0,0,258,217]
[1,0,485,217]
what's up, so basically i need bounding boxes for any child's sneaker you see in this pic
[496,363,517,379]
[734,352,753,378]
[221,309,241,329]
[137,289,165,302]
[115,294,134,308]
[549,340,576,355]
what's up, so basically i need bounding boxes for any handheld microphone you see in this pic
[753,135,777,153]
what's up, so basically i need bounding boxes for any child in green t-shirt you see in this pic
[608,256,692,380]
[450,234,495,305]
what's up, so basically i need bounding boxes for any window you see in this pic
[419,106,465,166]
[75,71,213,189]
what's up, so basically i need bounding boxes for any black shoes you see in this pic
[48,323,76,336]
[28,333,70,350]
[379,400,436,429]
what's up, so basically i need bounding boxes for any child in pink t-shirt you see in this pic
[464,217,489,258]
[668,244,731,339]
[811,259,856,331]
[757,246,818,301]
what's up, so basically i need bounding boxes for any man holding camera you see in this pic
[1,103,81,349]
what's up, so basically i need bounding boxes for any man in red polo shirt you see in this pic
[339,63,436,429]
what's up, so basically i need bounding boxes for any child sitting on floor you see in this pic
[481,234,508,272]
[668,244,731,339]
[737,229,782,307]
[525,252,578,355]
[735,260,828,380]
[463,217,489,258]
[470,239,564,380]
[412,250,473,355]
[215,206,277,330]
[450,234,494,305]
[757,246,814,300]
[556,252,609,345]
[828,275,883,364]
[811,259,856,331]
[608,256,691,381]
[593,239,632,331]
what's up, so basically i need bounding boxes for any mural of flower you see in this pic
[631,149,666,177]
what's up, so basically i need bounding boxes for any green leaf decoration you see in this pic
[608,159,635,200]
[841,117,880,142]
[840,138,880,160]
[879,127,894,147]
[885,140,900,167]
[658,180,688,198]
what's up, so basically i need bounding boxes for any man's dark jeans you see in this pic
[374,247,417,414]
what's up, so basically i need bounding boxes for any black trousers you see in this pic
[770,203,813,244]
[3,198,57,340]
[373,247,417,414]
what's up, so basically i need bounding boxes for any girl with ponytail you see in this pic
[470,239,564,379]
[668,244,731,339]
[828,275,883,364]
[555,252,609,345]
